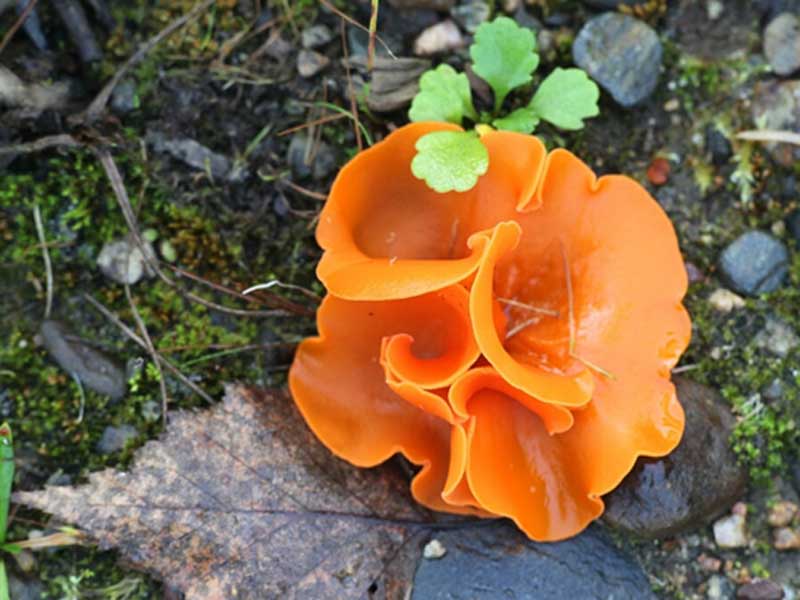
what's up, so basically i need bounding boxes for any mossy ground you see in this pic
[1,0,799,597]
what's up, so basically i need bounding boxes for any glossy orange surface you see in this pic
[289,122,691,541]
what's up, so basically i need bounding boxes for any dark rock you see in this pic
[751,80,800,167]
[757,0,800,22]
[110,79,139,114]
[572,13,662,107]
[8,575,43,600]
[542,12,571,27]
[736,579,785,600]
[148,132,240,181]
[301,24,334,49]
[97,424,138,454]
[719,231,789,296]
[16,0,48,50]
[412,522,655,599]
[709,575,737,600]
[603,377,747,538]
[764,13,800,76]
[51,0,103,63]
[287,134,338,180]
[706,125,733,165]
[297,49,330,78]
[788,209,800,241]
[348,56,429,113]
[513,6,541,32]
[39,320,126,400]
[451,0,490,33]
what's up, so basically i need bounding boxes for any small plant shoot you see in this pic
[408,16,600,193]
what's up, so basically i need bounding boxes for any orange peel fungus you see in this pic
[288,122,691,541]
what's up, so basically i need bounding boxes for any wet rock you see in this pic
[388,0,454,9]
[709,288,746,313]
[713,506,748,548]
[412,523,654,599]
[751,80,800,167]
[110,79,138,114]
[96,235,155,286]
[706,125,733,165]
[603,377,747,538]
[736,579,785,600]
[8,575,42,600]
[787,209,800,241]
[97,424,138,454]
[301,24,334,49]
[773,526,800,550]
[451,0,491,34]
[753,318,800,357]
[719,231,789,296]
[413,20,465,56]
[297,49,330,78]
[355,56,430,113]
[765,13,800,76]
[39,320,126,400]
[287,134,337,180]
[572,13,662,107]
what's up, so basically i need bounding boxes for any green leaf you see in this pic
[492,107,540,134]
[470,17,539,112]
[529,68,600,130]
[411,131,489,193]
[408,64,477,125]
[0,424,12,545]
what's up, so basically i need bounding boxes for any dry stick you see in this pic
[497,297,559,317]
[32,203,53,320]
[83,293,214,404]
[76,0,215,124]
[367,0,379,71]
[736,129,800,146]
[95,148,287,318]
[318,0,396,59]
[0,134,81,157]
[559,240,615,380]
[124,284,170,427]
[276,112,348,137]
[280,179,327,201]
[0,0,38,57]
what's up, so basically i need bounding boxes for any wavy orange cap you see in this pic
[289,122,691,541]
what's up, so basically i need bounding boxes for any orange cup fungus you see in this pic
[288,122,691,541]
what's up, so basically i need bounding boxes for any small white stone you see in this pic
[423,538,447,559]
[413,20,464,56]
[713,513,748,548]
[708,288,745,313]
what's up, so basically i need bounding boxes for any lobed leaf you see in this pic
[411,131,489,193]
[492,107,540,134]
[408,64,477,125]
[529,68,600,131]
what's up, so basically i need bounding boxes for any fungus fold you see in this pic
[289,122,691,541]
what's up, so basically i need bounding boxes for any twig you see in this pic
[736,129,800,147]
[32,204,53,320]
[125,284,170,427]
[367,0,379,71]
[242,280,321,302]
[280,179,327,201]
[83,294,214,404]
[318,0,396,59]
[0,134,82,157]
[277,112,348,137]
[340,20,363,151]
[70,372,86,424]
[497,297,558,317]
[0,0,38,57]
[95,147,287,318]
[75,0,216,124]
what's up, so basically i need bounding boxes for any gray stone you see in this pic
[450,0,491,34]
[301,24,333,49]
[714,512,748,548]
[706,125,732,165]
[753,318,800,357]
[8,575,42,600]
[603,377,747,538]
[148,132,238,181]
[572,13,662,107]
[708,574,736,600]
[765,13,800,76]
[110,79,138,114]
[96,235,155,286]
[719,231,789,296]
[348,56,430,113]
[297,49,329,78]
[97,424,138,454]
[751,80,800,167]
[287,134,337,180]
[412,523,654,599]
[413,20,465,56]
[39,320,127,400]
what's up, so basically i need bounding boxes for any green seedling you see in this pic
[409,16,600,193]
[0,423,13,600]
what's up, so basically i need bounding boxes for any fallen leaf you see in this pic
[15,386,432,599]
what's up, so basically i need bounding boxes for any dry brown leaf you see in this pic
[15,385,436,599]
